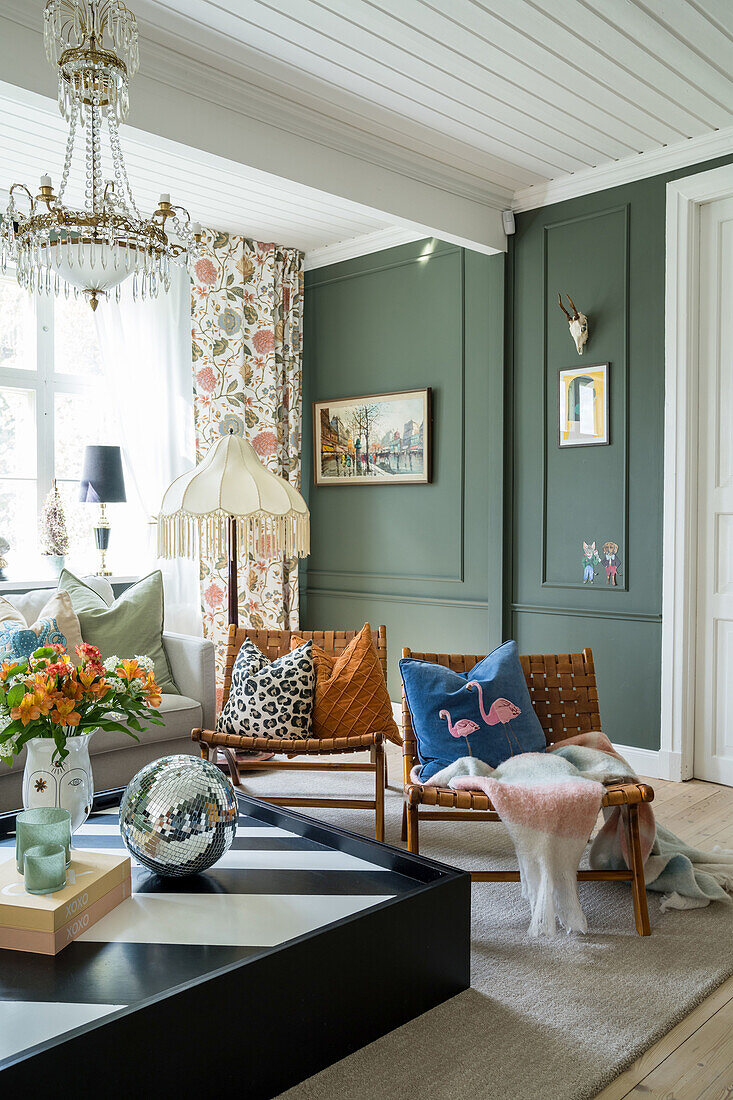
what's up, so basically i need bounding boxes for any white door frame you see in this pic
[662,162,733,781]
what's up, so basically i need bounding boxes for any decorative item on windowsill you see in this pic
[0,644,164,833]
[0,538,8,581]
[157,429,310,627]
[40,480,70,578]
[79,445,126,576]
[0,0,202,310]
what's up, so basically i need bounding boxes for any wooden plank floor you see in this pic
[595,775,733,1100]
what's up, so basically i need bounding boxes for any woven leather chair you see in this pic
[192,626,389,841]
[401,647,654,935]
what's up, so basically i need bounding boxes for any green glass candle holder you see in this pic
[16,807,72,873]
[23,844,67,895]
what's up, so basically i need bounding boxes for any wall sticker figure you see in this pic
[582,540,600,584]
[602,541,622,587]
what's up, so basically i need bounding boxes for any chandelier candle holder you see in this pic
[157,431,310,628]
[0,0,202,310]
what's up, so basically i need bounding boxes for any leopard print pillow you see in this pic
[216,639,315,740]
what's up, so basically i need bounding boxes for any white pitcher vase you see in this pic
[22,733,95,834]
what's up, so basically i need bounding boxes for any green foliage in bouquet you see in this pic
[0,643,164,765]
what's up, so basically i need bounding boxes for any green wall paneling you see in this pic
[511,607,661,751]
[301,152,733,730]
[302,239,505,698]
[542,205,629,589]
[510,152,733,751]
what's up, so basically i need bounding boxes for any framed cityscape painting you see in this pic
[313,389,431,485]
[558,363,610,447]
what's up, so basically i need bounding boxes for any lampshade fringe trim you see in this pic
[157,509,310,561]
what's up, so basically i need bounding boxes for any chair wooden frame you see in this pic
[401,647,654,935]
[192,626,389,842]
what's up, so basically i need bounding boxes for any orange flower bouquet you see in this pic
[0,642,164,765]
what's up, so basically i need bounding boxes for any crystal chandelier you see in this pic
[0,0,202,310]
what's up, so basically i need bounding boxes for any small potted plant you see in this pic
[0,643,164,832]
[40,480,70,577]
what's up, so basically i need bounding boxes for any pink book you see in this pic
[0,877,131,955]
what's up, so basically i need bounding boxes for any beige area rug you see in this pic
[227,749,733,1100]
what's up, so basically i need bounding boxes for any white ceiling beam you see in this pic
[0,6,506,256]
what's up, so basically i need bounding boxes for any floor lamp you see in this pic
[157,430,310,627]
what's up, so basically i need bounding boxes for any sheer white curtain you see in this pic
[95,267,202,636]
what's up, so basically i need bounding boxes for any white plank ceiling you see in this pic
[133,0,733,201]
[2,0,732,258]
[0,83,395,256]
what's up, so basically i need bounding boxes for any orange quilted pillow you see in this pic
[290,623,401,745]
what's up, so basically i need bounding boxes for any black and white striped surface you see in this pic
[0,807,415,1067]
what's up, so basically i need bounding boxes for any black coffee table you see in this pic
[0,792,470,1097]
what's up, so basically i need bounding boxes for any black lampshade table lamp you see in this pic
[79,445,126,577]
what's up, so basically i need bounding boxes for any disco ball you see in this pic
[120,755,238,877]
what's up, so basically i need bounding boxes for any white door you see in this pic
[695,196,733,784]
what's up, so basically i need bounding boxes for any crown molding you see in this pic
[304,227,427,270]
[512,126,733,212]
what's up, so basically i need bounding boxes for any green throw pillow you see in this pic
[57,569,178,694]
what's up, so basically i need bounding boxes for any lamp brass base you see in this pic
[94,503,112,577]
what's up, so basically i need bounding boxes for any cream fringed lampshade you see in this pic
[157,431,309,625]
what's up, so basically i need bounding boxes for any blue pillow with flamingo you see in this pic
[399,640,546,782]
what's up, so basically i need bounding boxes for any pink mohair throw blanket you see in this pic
[420,731,733,936]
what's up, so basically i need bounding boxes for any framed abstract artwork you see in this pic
[313,389,431,485]
[558,363,609,447]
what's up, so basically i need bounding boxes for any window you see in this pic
[0,273,117,578]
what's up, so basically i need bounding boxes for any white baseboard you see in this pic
[657,749,691,783]
[612,743,662,780]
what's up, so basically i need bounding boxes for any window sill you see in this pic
[0,576,139,593]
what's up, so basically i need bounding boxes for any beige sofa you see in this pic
[0,577,216,813]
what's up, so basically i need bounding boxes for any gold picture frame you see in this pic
[313,389,432,485]
[558,363,609,447]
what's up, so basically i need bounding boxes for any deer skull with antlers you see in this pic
[558,293,589,355]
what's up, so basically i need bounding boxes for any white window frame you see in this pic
[0,274,102,519]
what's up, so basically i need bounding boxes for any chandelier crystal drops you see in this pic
[0,0,202,310]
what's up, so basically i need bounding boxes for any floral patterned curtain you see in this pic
[191,231,304,694]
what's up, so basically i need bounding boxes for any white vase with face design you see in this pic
[22,734,95,834]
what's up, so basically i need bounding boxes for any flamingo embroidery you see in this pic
[439,709,479,757]
[466,682,523,756]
